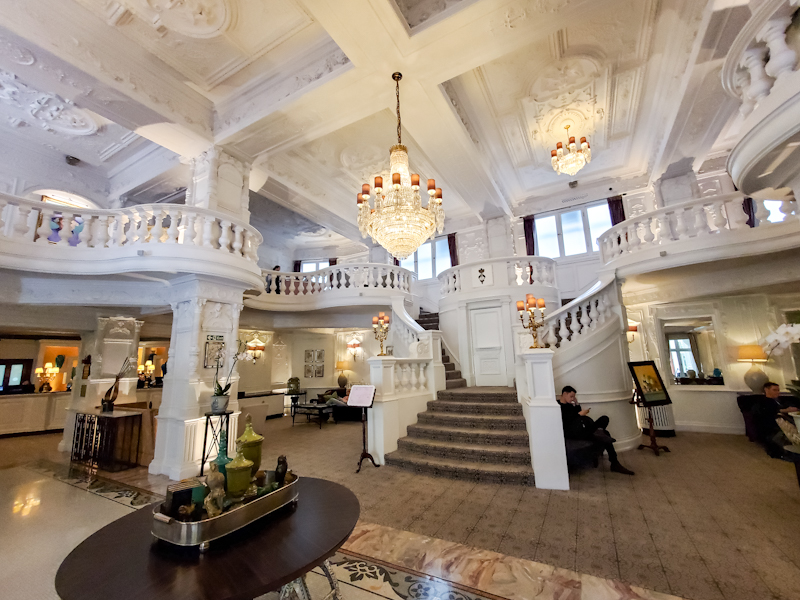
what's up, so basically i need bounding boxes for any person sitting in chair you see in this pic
[753,381,799,458]
[558,385,635,475]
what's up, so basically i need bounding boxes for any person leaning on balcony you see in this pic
[753,381,799,458]
[558,385,635,475]
[266,265,281,294]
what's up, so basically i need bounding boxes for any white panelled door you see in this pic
[469,306,508,386]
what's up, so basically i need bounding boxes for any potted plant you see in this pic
[211,341,253,414]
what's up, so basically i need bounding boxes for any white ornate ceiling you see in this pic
[0,0,747,240]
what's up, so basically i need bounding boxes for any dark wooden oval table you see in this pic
[55,477,360,600]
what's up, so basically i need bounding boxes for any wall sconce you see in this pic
[246,337,266,360]
[347,338,361,358]
[627,324,638,344]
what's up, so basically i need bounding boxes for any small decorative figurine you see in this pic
[203,462,226,518]
[177,503,196,522]
[212,430,232,479]
[255,470,267,488]
[275,455,288,487]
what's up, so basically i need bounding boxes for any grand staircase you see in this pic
[416,310,465,389]
[384,387,535,485]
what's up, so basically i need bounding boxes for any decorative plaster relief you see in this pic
[0,70,98,135]
[0,35,35,66]
[457,227,489,264]
[120,0,233,39]
[202,302,234,332]
[442,81,479,145]
[395,0,468,29]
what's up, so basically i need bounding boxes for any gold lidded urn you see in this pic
[236,414,264,476]
[224,444,254,498]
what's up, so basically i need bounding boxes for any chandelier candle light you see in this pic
[518,294,547,349]
[372,312,390,356]
[551,125,591,176]
[357,73,445,260]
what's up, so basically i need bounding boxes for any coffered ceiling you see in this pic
[0,0,748,245]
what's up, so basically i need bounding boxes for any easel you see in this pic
[348,385,379,473]
[631,390,670,456]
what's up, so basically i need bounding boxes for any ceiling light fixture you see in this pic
[356,73,445,260]
[551,125,591,177]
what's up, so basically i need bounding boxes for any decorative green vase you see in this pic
[225,445,253,498]
[211,430,232,481]
[236,414,264,477]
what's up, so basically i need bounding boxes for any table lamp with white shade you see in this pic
[738,345,769,393]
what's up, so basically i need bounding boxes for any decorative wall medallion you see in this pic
[0,70,98,135]
[122,0,233,39]
[478,268,486,284]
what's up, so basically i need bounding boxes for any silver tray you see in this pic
[151,471,299,549]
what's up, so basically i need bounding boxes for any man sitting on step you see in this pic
[558,386,635,475]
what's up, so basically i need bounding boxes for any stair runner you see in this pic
[415,310,466,390]
[385,386,535,485]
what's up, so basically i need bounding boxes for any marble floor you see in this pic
[2,418,800,600]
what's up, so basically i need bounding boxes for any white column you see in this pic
[185,146,252,222]
[58,317,143,453]
[519,349,570,491]
[366,357,398,465]
[149,278,246,480]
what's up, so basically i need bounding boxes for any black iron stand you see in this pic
[356,407,378,473]
[200,410,232,475]
[632,391,670,456]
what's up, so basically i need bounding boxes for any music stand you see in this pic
[348,385,379,473]
[630,389,670,456]
[627,361,672,456]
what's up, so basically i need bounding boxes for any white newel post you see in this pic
[520,349,570,491]
[367,357,398,465]
[149,279,246,480]
[58,317,143,453]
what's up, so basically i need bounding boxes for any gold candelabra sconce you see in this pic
[517,294,547,349]
[372,312,391,356]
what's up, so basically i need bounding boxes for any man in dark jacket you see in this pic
[559,385,634,475]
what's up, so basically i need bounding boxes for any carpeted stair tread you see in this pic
[445,369,462,379]
[417,412,527,430]
[397,437,531,465]
[385,451,534,485]
[436,387,518,402]
[406,423,529,446]
[445,378,467,389]
[427,400,523,415]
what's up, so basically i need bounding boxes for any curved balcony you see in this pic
[722,0,800,193]
[245,263,416,311]
[437,256,559,305]
[597,192,800,275]
[0,193,263,287]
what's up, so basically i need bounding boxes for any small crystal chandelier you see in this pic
[356,73,445,260]
[550,125,591,176]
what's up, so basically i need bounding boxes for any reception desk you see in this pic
[0,392,71,436]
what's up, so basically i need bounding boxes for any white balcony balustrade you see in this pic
[597,192,800,271]
[438,256,557,297]
[248,263,416,311]
[0,193,263,282]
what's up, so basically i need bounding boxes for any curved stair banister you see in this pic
[0,193,263,284]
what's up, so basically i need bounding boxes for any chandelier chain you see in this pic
[396,77,402,144]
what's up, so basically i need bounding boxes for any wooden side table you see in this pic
[71,408,142,472]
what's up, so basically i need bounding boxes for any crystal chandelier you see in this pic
[550,125,591,176]
[356,73,445,260]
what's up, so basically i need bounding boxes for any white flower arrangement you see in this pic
[761,323,800,357]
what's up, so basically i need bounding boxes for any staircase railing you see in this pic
[438,255,557,296]
[261,263,415,296]
[0,193,262,266]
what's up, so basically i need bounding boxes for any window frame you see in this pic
[400,237,451,280]
[300,259,330,272]
[532,201,612,260]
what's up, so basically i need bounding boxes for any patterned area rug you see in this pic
[28,459,163,509]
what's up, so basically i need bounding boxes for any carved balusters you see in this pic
[219,220,232,252]
[642,216,655,245]
[541,322,556,348]
[693,205,711,236]
[674,209,690,240]
[712,201,728,231]
[201,215,215,248]
[758,17,797,81]
[110,214,128,247]
[618,225,630,254]
[579,303,591,334]
[94,215,112,248]
[35,207,53,244]
[15,205,32,240]
[149,209,164,243]
[558,314,570,346]
[58,212,74,246]
[232,224,244,256]
[182,212,197,245]
[627,222,641,252]
[164,209,180,244]
[135,209,149,244]
[410,363,419,391]
[77,214,94,247]
[727,198,750,229]
[741,47,773,103]
[419,363,428,391]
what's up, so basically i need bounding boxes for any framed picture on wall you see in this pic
[628,361,671,406]
[304,349,314,363]
[304,365,314,378]
[314,349,325,362]
[204,341,224,369]
[314,365,324,378]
